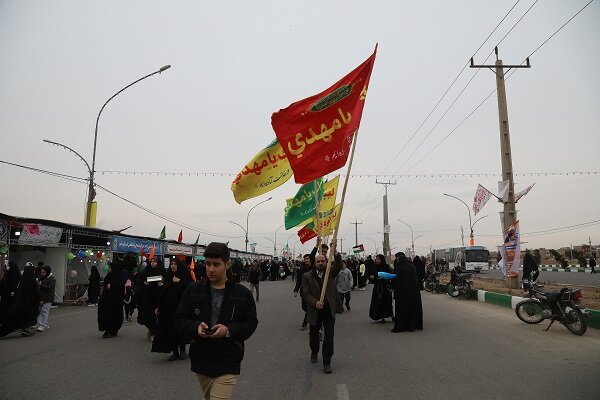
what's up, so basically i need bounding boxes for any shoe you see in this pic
[102,331,110,338]
[20,329,34,337]
[179,351,186,360]
[168,353,178,361]
[300,324,307,331]
[346,304,350,311]
[36,326,45,332]
[310,353,318,363]
[323,364,333,374]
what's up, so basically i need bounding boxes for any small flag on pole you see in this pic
[352,244,365,254]
[189,258,197,282]
[178,230,183,243]
[159,226,166,240]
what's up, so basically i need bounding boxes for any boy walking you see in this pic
[37,265,56,331]
[336,262,353,311]
[177,242,258,400]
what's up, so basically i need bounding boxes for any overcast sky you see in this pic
[1,0,598,255]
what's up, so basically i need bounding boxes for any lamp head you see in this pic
[159,65,171,73]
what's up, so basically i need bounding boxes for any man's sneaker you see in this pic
[323,364,333,374]
[346,304,351,311]
[36,326,46,332]
[310,353,318,363]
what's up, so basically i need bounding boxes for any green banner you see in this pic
[284,178,324,229]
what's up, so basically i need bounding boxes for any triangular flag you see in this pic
[178,230,183,243]
[193,234,200,246]
[149,243,156,260]
[159,226,166,240]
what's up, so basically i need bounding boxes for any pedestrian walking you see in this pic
[413,255,425,290]
[98,263,124,338]
[0,262,40,337]
[293,254,313,330]
[152,258,192,361]
[368,254,394,323]
[391,252,423,333]
[589,256,597,274]
[123,279,135,321]
[88,265,101,306]
[302,253,344,374]
[176,242,258,400]
[247,261,261,302]
[136,256,165,341]
[0,261,22,323]
[357,261,367,290]
[336,261,353,311]
[36,265,56,331]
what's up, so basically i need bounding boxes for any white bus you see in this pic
[434,246,490,273]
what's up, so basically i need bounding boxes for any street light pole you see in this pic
[274,225,284,257]
[228,221,247,250]
[245,197,272,252]
[443,193,474,246]
[85,64,171,227]
[397,219,415,257]
[264,237,276,256]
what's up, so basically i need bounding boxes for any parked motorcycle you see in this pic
[515,278,591,336]
[423,264,441,293]
[446,268,472,298]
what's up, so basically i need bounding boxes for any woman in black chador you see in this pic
[88,265,101,305]
[152,258,192,360]
[136,256,166,341]
[368,254,394,323]
[0,262,41,337]
[0,261,23,323]
[391,252,423,333]
[98,263,124,338]
[413,255,426,290]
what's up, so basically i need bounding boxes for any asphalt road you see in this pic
[481,269,600,287]
[1,279,599,400]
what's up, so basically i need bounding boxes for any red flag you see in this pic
[271,49,377,184]
[177,230,183,243]
[189,258,197,282]
[149,243,156,260]
[298,224,318,244]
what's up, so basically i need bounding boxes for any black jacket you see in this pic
[176,280,258,377]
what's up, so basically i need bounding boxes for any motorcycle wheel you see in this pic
[563,306,587,336]
[515,300,545,324]
[424,279,434,292]
[447,284,460,298]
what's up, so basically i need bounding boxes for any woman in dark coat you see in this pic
[136,256,166,341]
[98,263,124,338]
[368,254,394,322]
[0,261,22,323]
[152,258,192,360]
[0,262,40,337]
[413,255,426,290]
[88,265,101,305]
[391,252,423,333]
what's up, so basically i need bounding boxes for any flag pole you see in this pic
[313,180,322,244]
[319,128,360,304]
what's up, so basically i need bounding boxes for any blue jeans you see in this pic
[37,303,51,328]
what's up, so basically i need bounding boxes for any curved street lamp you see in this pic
[443,193,488,246]
[397,218,415,256]
[228,221,247,249]
[245,197,272,252]
[85,64,171,226]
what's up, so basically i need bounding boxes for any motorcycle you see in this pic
[515,278,591,336]
[423,264,441,293]
[446,268,473,298]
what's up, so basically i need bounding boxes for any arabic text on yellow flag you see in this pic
[231,139,293,204]
[316,203,341,236]
[318,176,339,213]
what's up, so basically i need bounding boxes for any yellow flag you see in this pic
[318,176,339,213]
[231,139,293,204]
[316,203,341,236]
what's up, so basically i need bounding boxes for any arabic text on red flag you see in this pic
[271,50,376,184]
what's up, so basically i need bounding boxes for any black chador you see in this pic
[391,253,423,333]
[0,263,40,337]
[0,261,23,323]
[135,258,166,337]
[368,255,394,322]
[152,260,192,360]
[88,265,101,304]
[98,263,124,337]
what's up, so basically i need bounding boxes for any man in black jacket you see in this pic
[176,242,258,400]
[293,254,313,330]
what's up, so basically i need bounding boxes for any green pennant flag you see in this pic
[159,226,166,240]
[193,234,200,246]
[284,178,324,230]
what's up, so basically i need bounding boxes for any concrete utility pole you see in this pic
[460,225,465,247]
[471,47,530,288]
[375,180,396,262]
[339,238,344,254]
[350,220,362,247]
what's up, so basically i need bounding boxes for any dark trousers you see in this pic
[339,291,351,308]
[309,308,335,365]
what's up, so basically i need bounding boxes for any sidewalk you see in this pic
[488,265,596,273]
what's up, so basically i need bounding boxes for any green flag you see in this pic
[159,226,166,240]
[284,178,324,230]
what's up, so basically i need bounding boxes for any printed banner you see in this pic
[231,139,293,204]
[472,184,493,216]
[165,243,193,256]
[272,49,377,184]
[501,220,520,278]
[498,180,509,203]
[111,235,164,255]
[284,178,324,230]
[315,204,341,236]
[18,224,63,247]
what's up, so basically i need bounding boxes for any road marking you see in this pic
[336,384,350,400]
